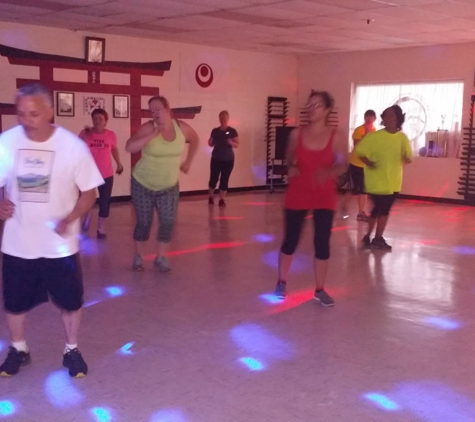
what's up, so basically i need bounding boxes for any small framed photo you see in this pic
[113,95,129,118]
[85,36,105,64]
[56,92,75,117]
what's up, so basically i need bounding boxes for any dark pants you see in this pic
[280,209,334,260]
[98,176,114,218]
[209,158,234,191]
[370,194,397,218]
[131,178,179,243]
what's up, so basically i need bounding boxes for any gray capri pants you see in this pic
[131,177,179,243]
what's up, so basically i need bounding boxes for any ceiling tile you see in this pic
[234,5,310,20]
[412,0,475,18]
[372,6,447,22]
[270,1,352,16]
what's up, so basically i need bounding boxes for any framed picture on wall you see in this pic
[113,95,129,118]
[85,36,105,64]
[56,92,75,117]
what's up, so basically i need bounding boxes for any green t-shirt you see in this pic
[355,129,413,195]
[133,120,185,191]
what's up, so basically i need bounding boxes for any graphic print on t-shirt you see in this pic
[16,149,55,202]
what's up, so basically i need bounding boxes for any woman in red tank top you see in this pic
[275,91,348,306]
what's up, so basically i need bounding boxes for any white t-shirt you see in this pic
[0,125,104,259]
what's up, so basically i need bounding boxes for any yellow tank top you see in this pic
[133,120,186,191]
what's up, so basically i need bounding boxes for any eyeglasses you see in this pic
[306,103,324,109]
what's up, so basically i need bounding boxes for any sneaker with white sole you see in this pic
[132,254,144,271]
[154,256,172,273]
[274,281,287,299]
[314,289,335,307]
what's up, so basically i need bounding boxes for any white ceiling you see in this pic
[2,0,475,55]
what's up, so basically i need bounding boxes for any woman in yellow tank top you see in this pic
[126,96,199,272]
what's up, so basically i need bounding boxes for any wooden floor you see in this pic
[1,192,475,421]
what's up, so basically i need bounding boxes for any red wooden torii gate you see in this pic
[0,44,201,166]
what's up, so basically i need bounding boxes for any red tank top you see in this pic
[284,129,338,210]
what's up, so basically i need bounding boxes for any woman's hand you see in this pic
[0,199,14,220]
[116,163,124,175]
[180,161,191,174]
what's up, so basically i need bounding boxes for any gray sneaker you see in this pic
[314,289,335,307]
[132,254,144,271]
[154,256,172,273]
[274,281,287,299]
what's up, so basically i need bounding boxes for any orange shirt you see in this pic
[349,124,375,167]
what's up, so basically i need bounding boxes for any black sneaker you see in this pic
[362,234,372,249]
[274,281,287,299]
[218,199,226,207]
[208,196,214,205]
[0,346,31,377]
[314,289,335,307]
[63,348,88,378]
[371,237,392,251]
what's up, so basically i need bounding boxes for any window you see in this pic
[351,81,463,155]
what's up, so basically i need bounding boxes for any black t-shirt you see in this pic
[210,126,238,161]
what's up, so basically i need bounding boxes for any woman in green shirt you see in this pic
[126,96,199,271]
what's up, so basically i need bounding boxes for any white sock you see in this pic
[12,340,28,353]
[64,343,78,354]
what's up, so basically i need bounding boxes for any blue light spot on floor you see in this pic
[44,370,83,408]
[118,342,135,355]
[258,293,284,305]
[0,401,16,417]
[253,234,274,243]
[230,323,295,361]
[149,409,187,422]
[453,246,475,255]
[239,357,266,371]
[105,286,124,298]
[393,381,475,421]
[90,407,112,422]
[363,393,401,411]
[424,317,461,330]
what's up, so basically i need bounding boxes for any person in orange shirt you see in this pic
[348,110,376,221]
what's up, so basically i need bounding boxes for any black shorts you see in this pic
[370,194,398,218]
[349,164,365,195]
[2,254,84,314]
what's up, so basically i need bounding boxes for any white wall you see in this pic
[298,43,475,200]
[0,22,298,196]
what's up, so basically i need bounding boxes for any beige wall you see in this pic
[0,22,299,196]
[298,43,475,199]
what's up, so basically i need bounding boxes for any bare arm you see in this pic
[208,136,215,147]
[228,136,239,149]
[111,147,124,174]
[331,129,349,177]
[125,121,158,154]
[177,120,200,173]
[285,128,300,178]
[55,188,97,235]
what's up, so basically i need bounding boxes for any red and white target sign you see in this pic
[195,63,213,88]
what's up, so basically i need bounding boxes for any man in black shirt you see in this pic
[208,110,239,207]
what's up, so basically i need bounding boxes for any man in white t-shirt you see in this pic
[0,84,104,378]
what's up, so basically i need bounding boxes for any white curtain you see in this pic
[351,81,464,157]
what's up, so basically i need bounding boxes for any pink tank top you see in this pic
[284,129,338,210]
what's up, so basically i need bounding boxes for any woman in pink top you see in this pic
[79,108,123,239]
